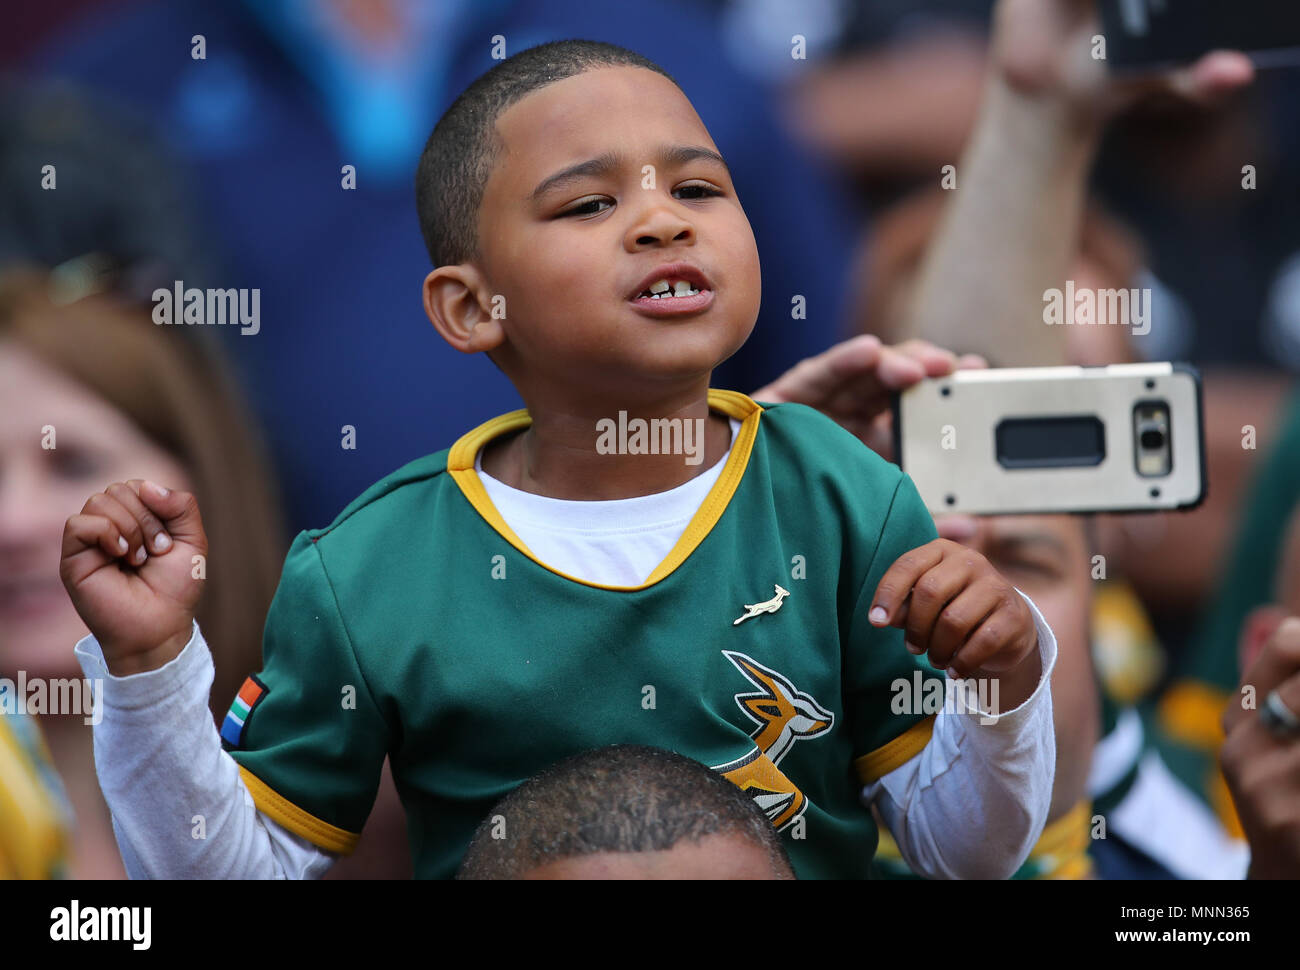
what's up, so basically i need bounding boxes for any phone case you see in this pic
[895,362,1206,516]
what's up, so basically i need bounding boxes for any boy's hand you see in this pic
[750,335,986,459]
[60,480,207,677]
[869,538,1042,709]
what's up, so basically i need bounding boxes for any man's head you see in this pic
[456,744,795,879]
[417,41,761,402]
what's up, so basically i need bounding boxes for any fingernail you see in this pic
[869,606,887,624]
[905,641,923,655]
[117,536,128,554]
[153,532,171,552]
[134,546,147,565]
[146,480,169,498]
[946,666,959,679]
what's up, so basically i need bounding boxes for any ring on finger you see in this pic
[1260,688,1300,739]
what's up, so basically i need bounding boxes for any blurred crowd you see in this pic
[3,0,1300,879]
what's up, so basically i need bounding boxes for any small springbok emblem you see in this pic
[733,585,790,626]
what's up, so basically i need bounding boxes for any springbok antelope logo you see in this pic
[712,651,835,829]
[732,584,790,626]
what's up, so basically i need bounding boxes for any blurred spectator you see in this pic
[0,269,282,876]
[1162,476,1300,845]
[787,0,1300,377]
[0,270,283,722]
[0,269,409,878]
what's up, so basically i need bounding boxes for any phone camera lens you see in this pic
[1140,429,1165,450]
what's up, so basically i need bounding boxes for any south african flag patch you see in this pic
[220,675,267,748]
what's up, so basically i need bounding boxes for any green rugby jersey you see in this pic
[224,390,945,878]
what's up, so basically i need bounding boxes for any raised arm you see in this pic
[898,0,1252,363]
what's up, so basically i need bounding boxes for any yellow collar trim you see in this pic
[446,389,764,592]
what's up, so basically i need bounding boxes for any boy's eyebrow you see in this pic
[529,145,730,201]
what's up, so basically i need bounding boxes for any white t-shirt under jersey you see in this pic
[476,418,740,585]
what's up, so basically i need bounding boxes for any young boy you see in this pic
[61,40,1057,879]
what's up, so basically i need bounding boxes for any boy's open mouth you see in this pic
[627,262,715,317]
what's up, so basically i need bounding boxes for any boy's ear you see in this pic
[423,265,506,355]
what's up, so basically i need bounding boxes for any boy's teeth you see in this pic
[641,278,702,299]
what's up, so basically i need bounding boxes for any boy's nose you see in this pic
[626,205,695,250]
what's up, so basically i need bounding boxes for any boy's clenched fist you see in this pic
[60,479,207,676]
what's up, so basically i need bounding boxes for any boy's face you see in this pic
[475,66,761,398]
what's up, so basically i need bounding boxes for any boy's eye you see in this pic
[556,183,722,218]
[560,197,612,217]
[675,183,722,200]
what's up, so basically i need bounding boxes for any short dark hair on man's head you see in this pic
[456,744,795,879]
[416,40,679,269]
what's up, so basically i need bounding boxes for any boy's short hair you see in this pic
[456,744,795,879]
[415,40,679,269]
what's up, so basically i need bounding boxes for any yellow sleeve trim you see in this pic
[238,766,361,855]
[445,389,764,591]
[854,714,936,784]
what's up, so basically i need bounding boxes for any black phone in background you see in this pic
[1098,0,1300,71]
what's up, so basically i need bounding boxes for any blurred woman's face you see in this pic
[0,340,193,680]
